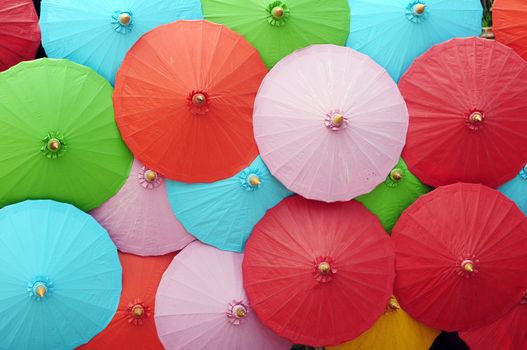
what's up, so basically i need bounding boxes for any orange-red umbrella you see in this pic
[114,20,267,182]
[493,0,527,61]
[79,252,175,350]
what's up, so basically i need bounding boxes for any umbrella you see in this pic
[0,0,40,71]
[0,59,132,211]
[499,164,527,215]
[253,44,408,202]
[154,241,292,350]
[166,156,292,252]
[356,158,430,233]
[346,0,482,82]
[459,292,527,350]
[79,252,175,350]
[201,0,350,68]
[91,159,194,256]
[326,297,440,350]
[392,183,527,331]
[40,0,203,84]
[400,37,527,188]
[493,0,527,62]
[0,200,121,349]
[114,20,267,182]
[242,195,395,346]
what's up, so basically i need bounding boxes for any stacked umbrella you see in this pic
[0,0,527,349]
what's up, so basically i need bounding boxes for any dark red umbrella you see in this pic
[399,37,527,188]
[242,195,395,346]
[460,292,527,350]
[392,183,527,331]
[0,0,40,71]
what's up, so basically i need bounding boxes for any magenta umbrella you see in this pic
[154,241,292,350]
[91,159,194,256]
[253,44,408,202]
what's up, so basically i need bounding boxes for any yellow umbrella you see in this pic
[327,297,439,350]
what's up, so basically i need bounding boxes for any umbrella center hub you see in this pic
[192,93,207,106]
[457,256,480,277]
[132,304,145,317]
[118,13,132,26]
[127,300,149,325]
[413,3,426,15]
[267,1,290,26]
[406,1,429,23]
[28,276,54,301]
[326,112,349,131]
[144,169,158,183]
[240,167,264,191]
[389,168,404,182]
[187,91,210,115]
[318,261,331,274]
[47,138,61,152]
[227,301,249,325]
[313,256,337,283]
[386,296,400,312]
[247,174,261,187]
[467,111,485,129]
[41,132,66,159]
[112,11,134,34]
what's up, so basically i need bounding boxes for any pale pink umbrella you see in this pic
[91,159,194,256]
[254,44,408,202]
[154,241,292,350]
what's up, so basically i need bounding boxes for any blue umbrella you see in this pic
[499,165,527,215]
[40,0,203,84]
[166,156,292,252]
[346,0,482,82]
[0,200,122,349]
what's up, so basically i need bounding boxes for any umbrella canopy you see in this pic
[80,252,175,350]
[400,37,527,188]
[0,59,132,211]
[114,20,267,182]
[459,292,527,350]
[40,0,203,84]
[91,159,194,256]
[242,195,395,346]
[201,0,350,68]
[154,241,292,350]
[356,158,430,233]
[0,0,40,71]
[326,297,440,350]
[493,0,527,62]
[392,183,527,331]
[0,200,121,349]
[166,156,292,252]
[346,0,481,82]
[499,164,527,215]
[253,44,408,202]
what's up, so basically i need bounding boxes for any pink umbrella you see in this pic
[154,241,292,350]
[254,44,408,202]
[91,159,194,256]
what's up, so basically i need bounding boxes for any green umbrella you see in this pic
[202,0,350,68]
[356,159,430,234]
[0,58,132,211]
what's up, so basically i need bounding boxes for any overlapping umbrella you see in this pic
[243,195,395,346]
[346,0,482,82]
[202,0,350,68]
[493,0,527,61]
[114,20,267,182]
[400,37,527,188]
[0,200,122,349]
[356,159,430,233]
[166,156,291,252]
[0,59,132,211]
[154,241,292,350]
[40,0,203,84]
[91,159,194,256]
[392,183,527,331]
[499,164,527,215]
[80,253,175,350]
[327,297,439,350]
[253,44,408,202]
[0,0,40,71]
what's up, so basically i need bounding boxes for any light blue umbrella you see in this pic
[166,156,292,252]
[0,200,122,349]
[346,0,482,82]
[499,165,527,215]
[40,0,203,84]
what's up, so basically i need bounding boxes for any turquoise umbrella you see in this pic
[40,0,203,84]
[166,156,292,252]
[346,0,482,82]
[0,200,122,349]
[499,164,527,215]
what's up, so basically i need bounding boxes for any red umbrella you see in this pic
[399,37,527,188]
[242,195,395,346]
[460,292,527,350]
[0,0,40,71]
[392,183,527,331]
